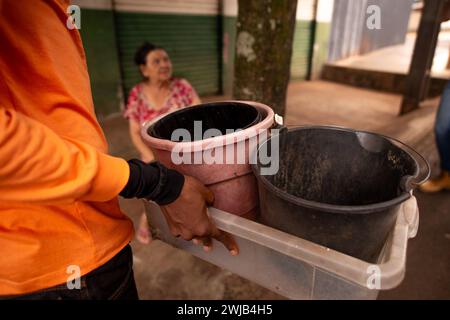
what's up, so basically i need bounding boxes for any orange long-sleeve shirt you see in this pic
[0,0,134,295]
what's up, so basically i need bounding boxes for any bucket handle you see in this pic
[270,114,288,135]
[381,135,431,193]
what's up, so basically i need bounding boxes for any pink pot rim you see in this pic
[141,100,275,152]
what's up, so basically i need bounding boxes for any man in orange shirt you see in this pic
[0,0,237,299]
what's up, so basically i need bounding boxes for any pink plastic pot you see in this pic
[141,101,275,220]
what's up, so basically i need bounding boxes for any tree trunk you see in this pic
[233,0,298,117]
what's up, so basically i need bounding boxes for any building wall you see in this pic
[74,0,221,116]
[360,0,414,54]
[114,0,221,98]
[291,0,315,80]
[311,0,334,79]
[329,0,414,62]
[72,0,123,118]
[73,0,334,115]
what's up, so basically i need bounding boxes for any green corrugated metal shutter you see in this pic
[291,20,314,80]
[291,0,315,80]
[115,1,221,97]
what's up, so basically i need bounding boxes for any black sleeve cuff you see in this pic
[119,159,185,205]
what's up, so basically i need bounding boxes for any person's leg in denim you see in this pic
[436,82,450,172]
[421,81,450,192]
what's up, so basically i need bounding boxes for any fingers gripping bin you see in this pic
[144,196,419,300]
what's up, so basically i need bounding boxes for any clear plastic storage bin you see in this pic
[144,196,419,300]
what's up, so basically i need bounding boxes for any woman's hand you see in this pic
[129,118,155,163]
[140,152,155,164]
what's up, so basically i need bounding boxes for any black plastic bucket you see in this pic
[252,126,430,262]
[149,101,262,141]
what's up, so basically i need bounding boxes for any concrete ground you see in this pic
[101,80,449,300]
[329,32,450,79]
[379,132,450,300]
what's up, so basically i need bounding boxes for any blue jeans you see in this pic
[436,81,450,172]
[4,245,138,300]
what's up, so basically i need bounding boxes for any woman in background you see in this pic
[125,42,201,243]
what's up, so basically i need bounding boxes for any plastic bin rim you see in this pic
[205,198,415,290]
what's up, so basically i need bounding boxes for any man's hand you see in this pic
[161,176,239,256]
[119,160,238,255]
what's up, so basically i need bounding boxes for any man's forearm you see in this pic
[119,159,185,205]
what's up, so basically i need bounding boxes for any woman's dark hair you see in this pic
[134,42,163,66]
